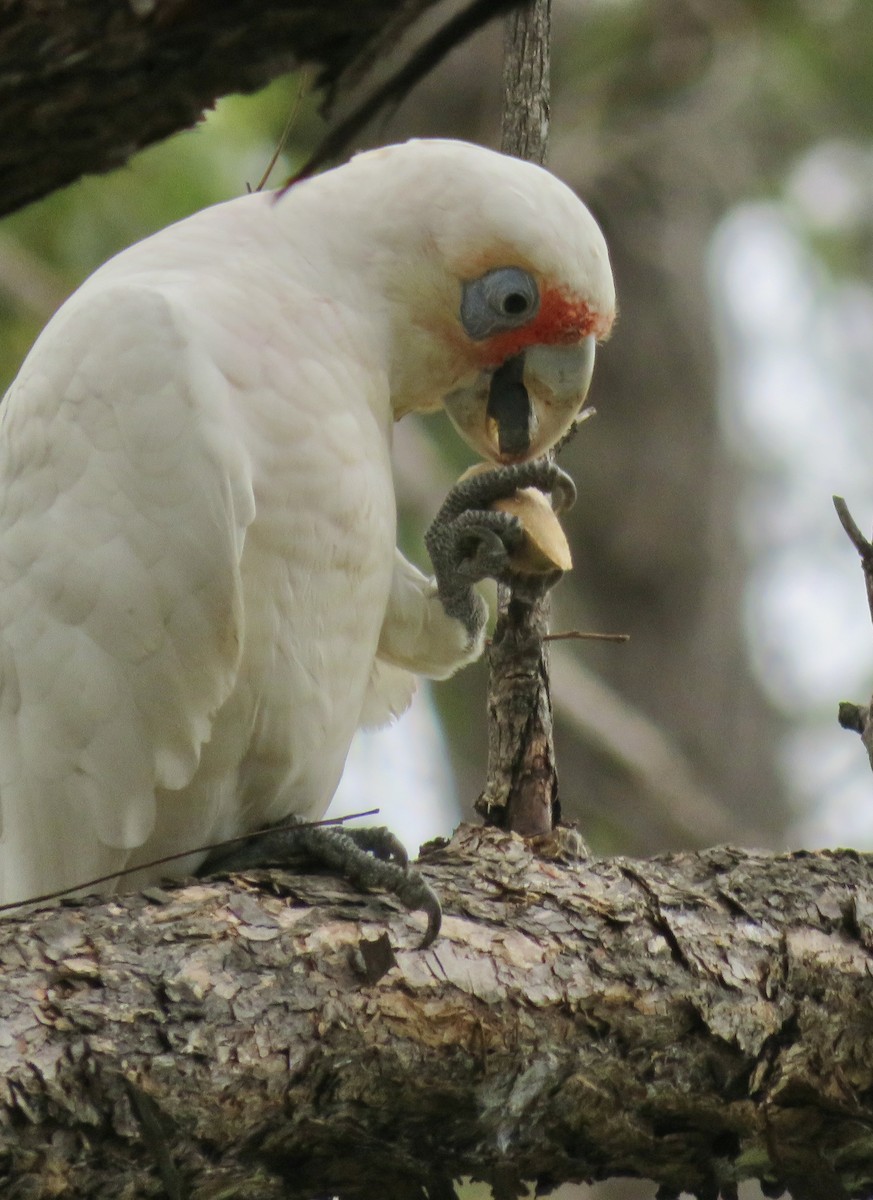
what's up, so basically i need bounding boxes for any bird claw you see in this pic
[433,458,576,523]
[448,510,524,585]
[425,457,574,637]
[200,820,440,947]
[455,525,513,582]
[343,824,409,870]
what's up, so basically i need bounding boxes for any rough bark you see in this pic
[479,585,559,835]
[4,824,873,1200]
[0,0,516,218]
[499,0,550,167]
[479,0,558,838]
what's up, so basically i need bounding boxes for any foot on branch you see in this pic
[200,820,442,947]
[425,457,576,638]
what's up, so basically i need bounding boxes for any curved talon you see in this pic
[457,530,507,581]
[425,506,523,634]
[394,872,442,947]
[425,457,576,638]
[549,469,576,514]
[432,458,576,521]
[453,514,523,583]
[201,820,442,946]
[420,890,442,948]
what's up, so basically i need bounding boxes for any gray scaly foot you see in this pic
[201,820,441,947]
[425,457,576,637]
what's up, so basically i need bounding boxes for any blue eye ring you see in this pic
[460,267,540,340]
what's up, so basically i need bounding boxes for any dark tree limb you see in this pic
[4,825,873,1200]
[0,0,519,218]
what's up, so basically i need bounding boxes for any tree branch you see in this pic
[4,825,873,1200]
[500,0,550,167]
[479,0,559,838]
[834,496,873,777]
[0,0,518,217]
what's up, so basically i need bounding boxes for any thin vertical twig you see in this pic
[500,0,551,165]
[477,0,559,838]
[833,495,873,779]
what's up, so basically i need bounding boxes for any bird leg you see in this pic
[200,819,442,947]
[425,457,575,640]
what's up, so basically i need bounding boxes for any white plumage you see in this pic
[0,139,614,905]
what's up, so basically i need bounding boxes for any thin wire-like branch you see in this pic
[282,0,521,189]
[544,630,629,644]
[253,69,312,192]
[0,809,379,914]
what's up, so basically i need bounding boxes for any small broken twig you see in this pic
[544,631,630,644]
[551,404,596,457]
[834,494,873,624]
[833,495,873,776]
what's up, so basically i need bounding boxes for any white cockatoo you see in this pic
[0,139,614,924]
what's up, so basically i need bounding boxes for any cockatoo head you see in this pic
[321,139,616,463]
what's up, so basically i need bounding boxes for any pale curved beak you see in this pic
[443,338,596,463]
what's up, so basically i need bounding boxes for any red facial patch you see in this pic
[475,287,608,367]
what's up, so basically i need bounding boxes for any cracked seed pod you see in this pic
[460,465,573,576]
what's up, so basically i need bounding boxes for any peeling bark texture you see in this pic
[480,0,558,837]
[478,586,560,835]
[0,0,517,218]
[4,824,873,1200]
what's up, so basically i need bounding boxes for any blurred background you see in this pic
[2,2,872,1195]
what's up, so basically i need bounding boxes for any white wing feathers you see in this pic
[358,548,486,730]
[376,549,485,679]
[0,284,253,899]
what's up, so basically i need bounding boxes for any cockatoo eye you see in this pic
[460,267,539,339]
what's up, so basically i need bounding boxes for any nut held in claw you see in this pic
[460,465,573,576]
